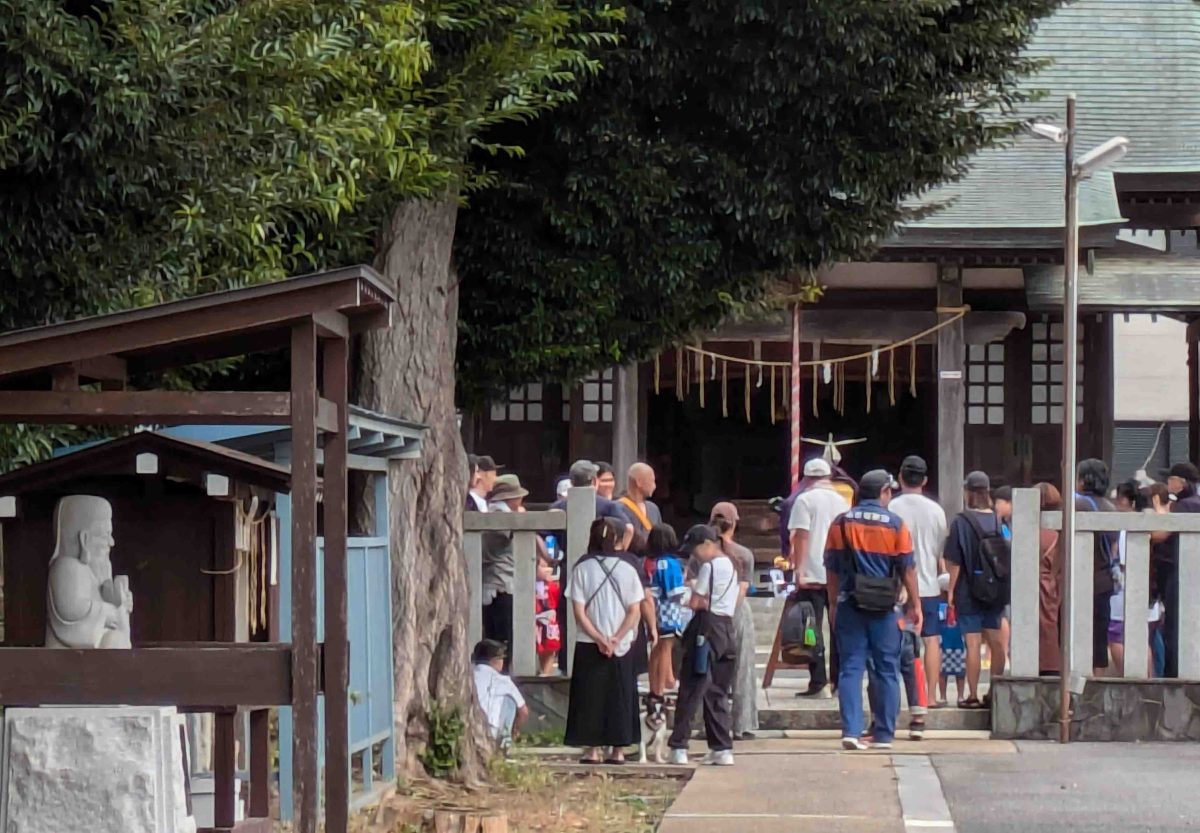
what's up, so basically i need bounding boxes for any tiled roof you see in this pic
[896,0,1200,240]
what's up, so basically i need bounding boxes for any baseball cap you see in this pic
[471,639,507,664]
[964,470,991,491]
[1168,462,1200,482]
[555,476,571,499]
[475,455,502,472]
[803,458,832,477]
[568,459,599,487]
[678,524,720,555]
[899,455,928,476]
[858,469,896,500]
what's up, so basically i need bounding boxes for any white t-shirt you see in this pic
[468,491,488,512]
[889,492,948,598]
[693,555,740,617]
[566,556,647,656]
[788,484,851,586]
[473,663,525,732]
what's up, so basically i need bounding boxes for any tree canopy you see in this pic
[0,0,617,463]
[454,0,1064,405]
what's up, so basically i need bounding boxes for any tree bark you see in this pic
[357,197,489,781]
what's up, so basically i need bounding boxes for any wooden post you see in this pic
[1009,489,1041,677]
[289,320,320,833]
[1123,533,1150,680]
[248,709,271,818]
[322,332,350,833]
[937,265,965,514]
[1090,313,1115,465]
[214,710,236,830]
[564,486,596,676]
[511,531,538,677]
[612,364,639,478]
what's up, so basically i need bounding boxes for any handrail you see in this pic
[1040,511,1200,533]
[462,510,567,532]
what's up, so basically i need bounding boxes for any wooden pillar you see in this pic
[321,332,350,833]
[612,363,639,477]
[214,710,236,830]
[937,264,965,514]
[248,709,271,818]
[289,320,320,833]
[1189,318,1199,463]
[1089,313,1115,466]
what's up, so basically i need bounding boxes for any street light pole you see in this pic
[1058,94,1078,746]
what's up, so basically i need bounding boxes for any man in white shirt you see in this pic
[887,455,947,707]
[788,458,851,698]
[472,639,528,750]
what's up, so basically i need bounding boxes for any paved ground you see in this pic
[658,739,1200,833]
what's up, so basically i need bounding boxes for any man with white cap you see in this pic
[787,457,851,698]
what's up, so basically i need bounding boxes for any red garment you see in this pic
[536,580,562,656]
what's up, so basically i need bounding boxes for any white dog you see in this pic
[638,694,670,764]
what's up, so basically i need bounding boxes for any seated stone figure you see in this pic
[45,495,133,649]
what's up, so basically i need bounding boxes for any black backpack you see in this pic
[961,512,1011,607]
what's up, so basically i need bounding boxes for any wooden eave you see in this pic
[0,265,392,386]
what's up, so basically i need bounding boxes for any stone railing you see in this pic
[1009,488,1200,680]
[463,487,596,676]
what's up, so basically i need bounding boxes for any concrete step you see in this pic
[759,705,991,732]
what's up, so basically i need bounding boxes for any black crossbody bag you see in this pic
[839,517,899,614]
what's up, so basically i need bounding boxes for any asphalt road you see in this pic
[933,742,1200,833]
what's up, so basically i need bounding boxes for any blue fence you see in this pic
[277,492,396,819]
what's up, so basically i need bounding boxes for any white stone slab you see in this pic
[1,707,196,833]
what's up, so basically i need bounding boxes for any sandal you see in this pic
[579,756,602,765]
[603,757,626,765]
[959,697,984,710]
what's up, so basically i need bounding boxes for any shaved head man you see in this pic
[618,462,663,539]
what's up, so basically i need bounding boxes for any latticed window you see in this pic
[1031,318,1083,425]
[489,383,544,422]
[967,343,1005,425]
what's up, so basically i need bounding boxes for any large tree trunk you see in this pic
[357,197,489,782]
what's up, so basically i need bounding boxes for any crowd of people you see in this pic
[466,446,1200,760]
[466,454,760,764]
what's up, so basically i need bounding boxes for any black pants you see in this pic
[483,592,514,671]
[1160,561,1181,678]
[794,587,828,689]
[1093,591,1111,671]
[669,613,736,752]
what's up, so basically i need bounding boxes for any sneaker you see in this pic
[796,685,833,699]
[702,750,735,766]
[908,721,926,741]
[871,740,893,750]
[669,748,689,766]
[841,736,870,751]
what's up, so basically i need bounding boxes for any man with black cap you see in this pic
[669,524,740,766]
[467,454,501,512]
[1157,462,1200,676]
[888,455,947,710]
[824,470,920,750]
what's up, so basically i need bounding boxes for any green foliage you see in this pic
[453,0,1065,404]
[0,0,618,467]
[418,701,465,778]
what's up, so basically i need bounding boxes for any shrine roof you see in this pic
[0,265,392,385]
[890,0,1200,247]
[0,431,296,496]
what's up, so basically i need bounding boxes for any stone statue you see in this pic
[45,495,133,649]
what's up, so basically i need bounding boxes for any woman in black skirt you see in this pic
[565,517,648,764]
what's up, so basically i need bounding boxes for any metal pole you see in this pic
[1059,94,1078,745]
[790,302,802,491]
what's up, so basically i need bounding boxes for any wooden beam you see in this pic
[289,320,320,833]
[51,365,79,391]
[462,510,568,532]
[0,391,291,425]
[74,355,128,384]
[937,264,965,515]
[0,646,291,706]
[317,397,340,433]
[321,335,350,833]
[313,311,350,340]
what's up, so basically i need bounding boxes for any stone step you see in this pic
[758,706,991,732]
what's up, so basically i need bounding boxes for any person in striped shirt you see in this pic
[824,470,922,750]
